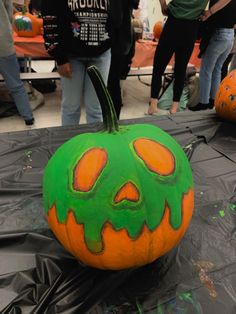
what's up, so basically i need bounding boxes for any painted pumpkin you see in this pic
[43,66,194,270]
[153,21,163,40]
[215,70,236,122]
[13,11,43,37]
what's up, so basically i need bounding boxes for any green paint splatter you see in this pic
[229,204,236,211]
[136,300,144,314]
[156,302,165,314]
[179,292,192,302]
[155,292,203,314]
[219,210,225,217]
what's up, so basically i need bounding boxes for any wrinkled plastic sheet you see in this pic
[0,111,235,314]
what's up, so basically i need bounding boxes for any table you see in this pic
[0,111,235,313]
[14,33,56,78]
[14,34,201,69]
[14,32,49,58]
[132,40,201,69]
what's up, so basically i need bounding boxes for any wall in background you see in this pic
[145,0,208,30]
[147,0,164,30]
[134,0,168,33]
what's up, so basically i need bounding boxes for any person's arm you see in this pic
[159,0,168,16]
[131,0,140,10]
[201,0,232,21]
[41,0,71,77]
[4,0,13,23]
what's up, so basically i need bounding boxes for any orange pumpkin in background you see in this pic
[13,11,43,37]
[215,70,236,122]
[36,17,43,35]
[153,21,163,40]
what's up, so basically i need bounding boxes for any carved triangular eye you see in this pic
[73,148,107,192]
[114,182,140,204]
[133,138,175,176]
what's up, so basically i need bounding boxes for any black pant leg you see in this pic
[151,18,175,99]
[172,18,199,101]
[173,39,195,101]
[107,54,126,119]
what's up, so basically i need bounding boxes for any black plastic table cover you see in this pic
[0,111,235,314]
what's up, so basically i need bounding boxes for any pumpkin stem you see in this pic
[24,0,29,12]
[20,0,29,14]
[87,65,119,133]
[21,6,27,14]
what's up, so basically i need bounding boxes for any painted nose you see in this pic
[114,182,140,203]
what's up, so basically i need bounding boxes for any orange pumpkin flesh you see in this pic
[47,189,194,270]
[134,138,175,176]
[114,182,140,203]
[73,148,107,192]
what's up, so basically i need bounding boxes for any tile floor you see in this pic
[0,76,152,134]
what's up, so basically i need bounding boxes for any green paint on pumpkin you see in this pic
[43,66,193,254]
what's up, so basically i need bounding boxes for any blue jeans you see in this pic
[229,52,236,72]
[199,28,234,103]
[0,53,33,121]
[61,50,111,126]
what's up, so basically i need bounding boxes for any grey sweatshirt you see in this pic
[0,0,15,57]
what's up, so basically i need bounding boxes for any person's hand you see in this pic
[199,10,212,22]
[57,63,72,78]
[161,3,168,16]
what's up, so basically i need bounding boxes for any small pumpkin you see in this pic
[13,11,43,37]
[215,70,236,122]
[153,21,163,40]
[43,66,194,270]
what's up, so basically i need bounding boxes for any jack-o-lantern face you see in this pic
[43,66,194,270]
[43,125,194,269]
[215,70,236,122]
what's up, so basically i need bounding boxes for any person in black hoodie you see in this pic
[108,0,140,119]
[41,0,111,126]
